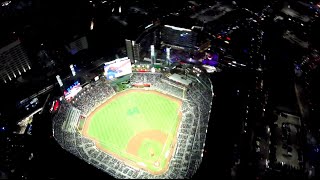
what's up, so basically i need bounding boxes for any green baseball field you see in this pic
[82,89,182,174]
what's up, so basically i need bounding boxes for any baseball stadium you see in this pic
[52,24,214,179]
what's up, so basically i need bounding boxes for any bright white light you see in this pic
[145,24,153,29]
[90,19,94,30]
[27,65,31,70]
[166,48,170,59]
[151,67,155,73]
[119,6,121,13]
[18,70,21,75]
[102,1,107,4]
[1,1,11,6]
[70,64,76,76]
[112,8,114,12]
[151,45,155,57]
[224,41,229,44]
[56,75,63,87]
[164,25,192,32]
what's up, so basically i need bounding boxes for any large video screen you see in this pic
[104,57,132,80]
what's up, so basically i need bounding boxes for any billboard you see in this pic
[64,81,82,101]
[104,57,132,80]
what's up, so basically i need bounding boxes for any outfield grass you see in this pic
[84,90,182,173]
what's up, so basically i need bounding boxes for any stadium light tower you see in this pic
[70,64,76,76]
[125,39,134,64]
[166,47,171,66]
[90,18,94,30]
[56,75,63,87]
[151,45,155,65]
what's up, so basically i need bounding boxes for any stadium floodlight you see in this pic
[151,45,155,57]
[145,24,153,29]
[1,1,11,7]
[166,47,171,60]
[164,25,192,32]
[70,64,76,76]
[90,19,94,30]
[56,75,63,87]
[151,67,155,73]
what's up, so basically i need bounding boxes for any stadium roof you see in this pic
[168,73,192,86]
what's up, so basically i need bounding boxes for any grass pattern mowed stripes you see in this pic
[84,90,182,173]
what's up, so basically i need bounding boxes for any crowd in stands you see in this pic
[72,80,116,116]
[130,72,162,85]
[51,72,213,179]
[152,81,184,99]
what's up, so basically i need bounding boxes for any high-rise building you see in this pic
[65,36,88,55]
[0,40,32,84]
[133,42,141,62]
[125,39,135,64]
[161,25,197,49]
[150,45,156,65]
[166,47,171,65]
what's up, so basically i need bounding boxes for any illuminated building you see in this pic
[0,40,32,83]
